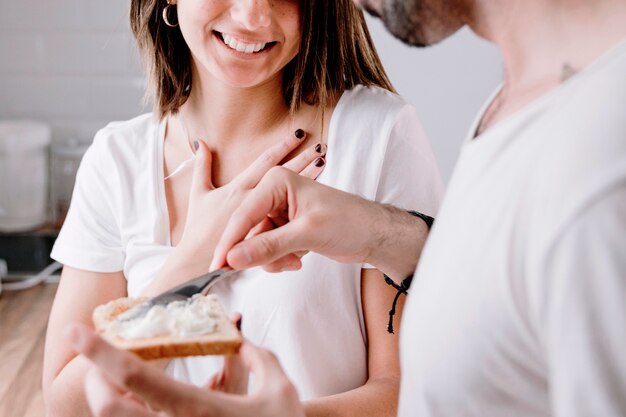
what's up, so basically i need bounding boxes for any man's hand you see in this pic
[210,167,428,281]
[67,324,305,417]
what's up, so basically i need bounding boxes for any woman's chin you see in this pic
[212,69,281,90]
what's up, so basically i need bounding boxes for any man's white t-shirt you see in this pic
[51,85,444,399]
[399,39,626,416]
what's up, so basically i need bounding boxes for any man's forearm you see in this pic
[364,203,430,281]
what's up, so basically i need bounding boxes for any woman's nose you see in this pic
[230,0,271,31]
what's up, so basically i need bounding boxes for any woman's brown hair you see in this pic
[130,0,395,118]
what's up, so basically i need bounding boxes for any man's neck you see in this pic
[471,0,626,91]
[470,0,626,135]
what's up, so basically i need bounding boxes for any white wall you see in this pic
[365,17,503,181]
[0,0,502,181]
[0,0,147,146]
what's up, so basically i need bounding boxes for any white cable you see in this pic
[2,261,62,291]
[164,155,195,180]
[164,111,197,181]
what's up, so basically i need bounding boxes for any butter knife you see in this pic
[117,268,239,322]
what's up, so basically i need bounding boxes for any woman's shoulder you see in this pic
[331,85,422,145]
[92,112,161,155]
[82,112,161,177]
[338,85,411,119]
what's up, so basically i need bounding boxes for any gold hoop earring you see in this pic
[162,1,178,28]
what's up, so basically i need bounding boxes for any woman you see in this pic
[43,0,444,416]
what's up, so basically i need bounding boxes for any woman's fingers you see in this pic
[298,156,326,180]
[282,143,326,174]
[240,129,307,187]
[190,140,215,193]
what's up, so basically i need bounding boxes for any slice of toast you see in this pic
[93,294,242,360]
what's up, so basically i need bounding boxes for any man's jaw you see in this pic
[355,0,383,18]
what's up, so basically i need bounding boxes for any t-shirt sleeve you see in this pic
[535,186,626,417]
[51,133,124,272]
[374,104,444,216]
[363,104,445,270]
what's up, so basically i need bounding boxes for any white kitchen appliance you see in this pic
[50,138,89,227]
[0,120,52,232]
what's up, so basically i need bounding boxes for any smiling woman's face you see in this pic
[176,0,302,88]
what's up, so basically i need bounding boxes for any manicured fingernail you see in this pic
[294,129,305,139]
[315,143,322,153]
[236,316,242,331]
[193,140,199,151]
[314,157,325,167]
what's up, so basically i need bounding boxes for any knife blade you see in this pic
[117,268,239,322]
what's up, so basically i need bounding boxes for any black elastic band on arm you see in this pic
[384,274,413,333]
[407,210,434,229]
[384,210,434,334]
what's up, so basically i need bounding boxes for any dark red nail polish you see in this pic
[314,157,325,167]
[315,143,322,153]
[193,140,199,151]
[294,129,305,139]
[236,317,242,331]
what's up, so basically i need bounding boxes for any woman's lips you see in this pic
[214,31,277,55]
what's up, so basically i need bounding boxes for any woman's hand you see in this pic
[145,130,326,295]
[67,324,305,417]
[178,130,324,266]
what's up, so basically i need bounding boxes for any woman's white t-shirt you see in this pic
[52,85,444,399]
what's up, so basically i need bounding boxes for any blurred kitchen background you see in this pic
[0,0,501,283]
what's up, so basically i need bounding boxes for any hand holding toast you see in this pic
[67,324,305,417]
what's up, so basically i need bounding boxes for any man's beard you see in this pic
[367,0,466,48]
[381,0,431,47]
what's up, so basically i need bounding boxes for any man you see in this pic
[68,0,626,415]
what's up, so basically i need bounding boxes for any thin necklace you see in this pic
[165,105,326,181]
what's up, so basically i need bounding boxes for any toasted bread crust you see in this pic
[93,296,242,360]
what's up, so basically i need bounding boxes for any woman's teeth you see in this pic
[221,33,268,54]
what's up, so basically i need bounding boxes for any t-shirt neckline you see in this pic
[154,90,352,248]
[467,35,626,146]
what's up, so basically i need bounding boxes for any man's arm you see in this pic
[211,167,430,281]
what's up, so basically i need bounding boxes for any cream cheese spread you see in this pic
[109,294,220,340]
